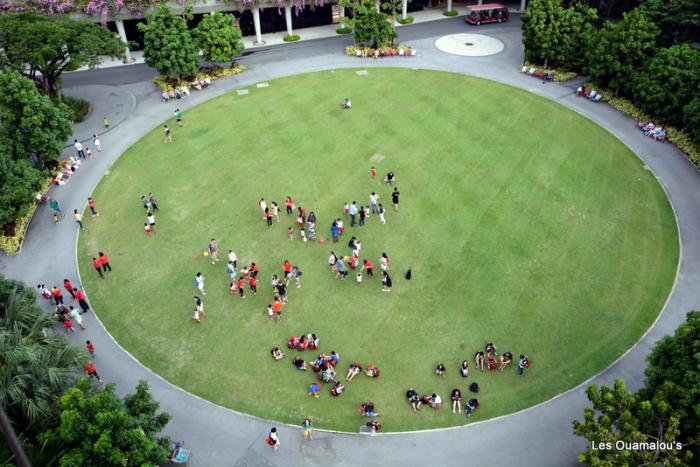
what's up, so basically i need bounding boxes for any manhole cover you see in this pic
[465,42,474,46]
[434,33,504,57]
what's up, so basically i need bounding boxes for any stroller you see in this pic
[168,441,190,464]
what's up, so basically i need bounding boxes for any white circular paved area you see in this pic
[434,33,505,56]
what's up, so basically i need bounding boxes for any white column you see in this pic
[115,19,132,63]
[401,0,407,19]
[252,8,264,45]
[447,0,452,12]
[284,4,293,36]
[478,0,483,4]
[520,0,526,10]
[339,5,346,27]
[376,0,380,12]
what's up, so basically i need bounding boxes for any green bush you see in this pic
[443,10,458,16]
[58,95,90,123]
[336,26,353,34]
[397,15,414,24]
[152,64,247,92]
[283,34,301,42]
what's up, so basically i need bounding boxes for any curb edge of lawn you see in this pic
[76,66,684,436]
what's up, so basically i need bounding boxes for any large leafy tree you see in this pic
[0,140,44,228]
[632,44,700,127]
[573,379,691,466]
[0,69,72,166]
[640,310,700,456]
[0,276,86,437]
[139,4,199,80]
[342,0,398,47]
[193,12,244,67]
[0,12,124,98]
[584,9,659,96]
[638,0,700,47]
[38,379,171,467]
[683,97,700,146]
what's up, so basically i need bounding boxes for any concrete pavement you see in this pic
[4,17,700,467]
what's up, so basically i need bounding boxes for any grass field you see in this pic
[78,68,678,432]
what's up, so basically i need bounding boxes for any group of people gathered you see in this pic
[328,243,393,292]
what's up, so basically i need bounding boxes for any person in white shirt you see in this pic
[92,134,102,151]
[194,272,205,295]
[228,250,237,268]
[341,98,351,109]
[369,192,379,213]
[74,140,85,158]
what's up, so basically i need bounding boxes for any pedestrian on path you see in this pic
[92,257,104,278]
[163,125,172,143]
[68,306,85,330]
[99,252,112,272]
[175,108,183,127]
[74,140,85,158]
[88,197,99,217]
[49,198,64,217]
[102,116,110,128]
[208,239,219,264]
[74,288,90,313]
[51,286,64,305]
[74,210,84,230]
[194,272,206,295]
[63,279,75,298]
[266,428,280,451]
[302,418,313,440]
[148,193,159,212]
[63,317,75,332]
[86,340,95,356]
[85,360,102,381]
[92,134,101,152]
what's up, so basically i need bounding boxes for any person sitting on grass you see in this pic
[293,357,307,371]
[451,388,462,414]
[499,351,513,371]
[330,381,346,396]
[465,398,479,418]
[365,364,380,378]
[308,383,320,398]
[406,388,422,412]
[288,335,301,349]
[487,355,498,371]
[321,366,337,383]
[460,360,469,378]
[298,335,308,351]
[346,363,362,381]
[360,402,380,417]
[340,98,352,109]
[271,347,285,360]
[475,351,485,371]
[435,362,446,377]
[485,341,497,356]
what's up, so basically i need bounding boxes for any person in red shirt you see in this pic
[362,259,374,277]
[285,196,295,215]
[92,257,104,278]
[249,276,257,295]
[63,279,75,298]
[370,166,377,179]
[283,260,292,280]
[272,299,283,322]
[85,361,102,381]
[237,278,246,299]
[73,288,90,313]
[63,318,75,332]
[88,197,99,217]
[249,262,259,278]
[51,286,64,305]
[86,340,95,356]
[98,251,111,272]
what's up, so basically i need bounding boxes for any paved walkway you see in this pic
[4,18,700,467]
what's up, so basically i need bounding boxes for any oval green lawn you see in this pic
[78,68,678,432]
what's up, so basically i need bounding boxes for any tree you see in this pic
[683,97,700,146]
[638,0,700,47]
[139,4,199,81]
[192,11,244,67]
[0,70,72,166]
[38,379,171,467]
[640,310,700,457]
[342,0,397,47]
[0,140,44,228]
[0,12,124,98]
[0,276,86,437]
[585,9,659,96]
[632,44,700,127]
[573,379,691,466]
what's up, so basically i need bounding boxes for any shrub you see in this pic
[0,177,53,254]
[336,26,353,34]
[397,15,414,24]
[522,61,579,81]
[443,10,458,16]
[152,64,247,92]
[283,34,301,42]
[58,95,90,123]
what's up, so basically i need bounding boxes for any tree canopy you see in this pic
[193,12,244,66]
[139,4,199,80]
[0,12,124,98]
[342,0,398,47]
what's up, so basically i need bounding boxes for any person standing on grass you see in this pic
[288,226,294,241]
[391,187,400,212]
[381,271,392,292]
[144,223,152,236]
[92,134,101,152]
[87,197,99,217]
[328,251,338,271]
[518,355,529,376]
[228,250,237,268]
[249,275,258,296]
[331,221,339,243]
[283,260,292,282]
[237,277,246,299]
[175,108,183,127]
[74,210,84,230]
[194,272,206,295]
[272,299,283,321]
[163,125,172,143]
[68,306,85,330]
[369,192,379,213]
[267,427,280,451]
[227,261,237,284]
[348,201,358,227]
[336,259,348,280]
[99,252,112,272]
[141,195,152,212]
[291,266,302,288]
[259,198,267,213]
[85,361,102,381]
[208,239,219,264]
[285,196,294,215]
[264,207,273,227]
[86,340,95,356]
[378,204,386,224]
[302,418,313,440]
[92,257,104,278]
[380,253,390,273]
[271,201,280,222]
[74,288,90,313]
[147,212,157,233]
[370,166,377,179]
[194,296,204,316]
[359,206,366,227]
[74,139,85,158]
[63,279,75,298]
[148,193,159,212]
[362,259,374,277]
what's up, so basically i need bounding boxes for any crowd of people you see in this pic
[637,121,668,142]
